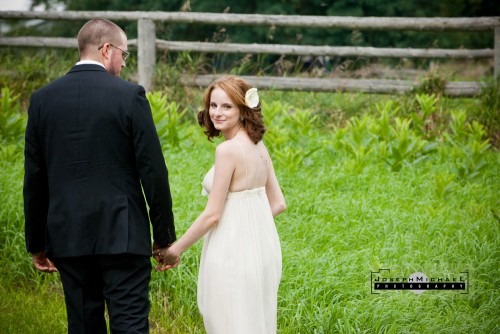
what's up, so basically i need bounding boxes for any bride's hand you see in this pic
[155,245,181,271]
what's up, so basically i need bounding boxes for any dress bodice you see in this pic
[201,165,215,196]
[201,165,266,197]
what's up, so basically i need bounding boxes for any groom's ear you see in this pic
[99,43,112,59]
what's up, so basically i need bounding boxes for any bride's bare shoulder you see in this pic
[257,140,271,157]
[215,140,240,159]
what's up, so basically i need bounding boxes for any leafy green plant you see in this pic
[448,110,468,142]
[0,87,26,144]
[446,121,490,180]
[153,51,208,105]
[372,99,400,141]
[477,78,500,148]
[261,100,288,127]
[412,93,445,139]
[414,71,446,96]
[382,117,434,172]
[262,104,322,171]
[282,107,318,142]
[343,145,373,174]
[261,100,291,154]
[147,91,192,149]
[434,171,455,199]
[334,115,376,174]
[0,49,73,104]
[229,54,270,76]
[273,146,306,172]
[0,143,22,162]
[445,116,491,180]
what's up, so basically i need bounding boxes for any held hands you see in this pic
[153,243,180,272]
[31,251,58,273]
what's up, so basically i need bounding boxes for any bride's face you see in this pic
[209,87,241,133]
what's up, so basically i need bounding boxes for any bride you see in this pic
[156,76,286,334]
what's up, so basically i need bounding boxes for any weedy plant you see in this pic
[229,54,270,76]
[382,117,435,172]
[477,78,500,148]
[414,71,446,96]
[0,87,26,144]
[334,115,376,174]
[262,101,294,165]
[434,171,455,199]
[415,93,437,123]
[147,91,193,149]
[0,88,26,163]
[262,101,322,172]
[372,99,400,142]
[412,93,446,139]
[0,49,74,104]
[153,51,208,107]
[444,110,491,180]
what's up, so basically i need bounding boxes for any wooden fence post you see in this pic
[495,27,500,79]
[138,19,156,91]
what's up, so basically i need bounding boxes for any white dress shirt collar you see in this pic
[75,60,106,69]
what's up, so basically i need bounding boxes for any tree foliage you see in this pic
[27,0,498,49]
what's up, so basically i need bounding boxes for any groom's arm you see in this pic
[131,85,176,247]
[23,94,49,254]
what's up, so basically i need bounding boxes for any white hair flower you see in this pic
[245,88,259,108]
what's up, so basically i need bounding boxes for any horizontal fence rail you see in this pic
[181,75,485,97]
[156,41,494,59]
[1,11,499,96]
[0,37,493,59]
[1,11,499,31]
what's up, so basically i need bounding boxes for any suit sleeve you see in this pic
[23,94,49,254]
[131,86,176,247]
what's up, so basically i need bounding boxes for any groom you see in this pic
[23,18,176,333]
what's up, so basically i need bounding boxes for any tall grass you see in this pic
[1,86,498,333]
[1,45,499,332]
[145,93,500,333]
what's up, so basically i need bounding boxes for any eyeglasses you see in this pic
[98,43,130,61]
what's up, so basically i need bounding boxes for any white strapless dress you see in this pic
[197,165,282,334]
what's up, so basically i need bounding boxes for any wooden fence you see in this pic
[1,11,499,97]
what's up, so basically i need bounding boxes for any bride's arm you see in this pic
[158,143,236,269]
[265,148,286,218]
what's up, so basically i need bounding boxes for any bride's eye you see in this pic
[210,103,217,109]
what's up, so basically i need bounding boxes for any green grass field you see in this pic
[0,86,499,333]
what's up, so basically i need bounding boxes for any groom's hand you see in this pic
[153,245,180,271]
[152,242,163,263]
[31,251,58,273]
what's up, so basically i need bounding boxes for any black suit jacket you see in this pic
[24,64,176,257]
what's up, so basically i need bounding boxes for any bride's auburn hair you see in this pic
[198,76,266,144]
